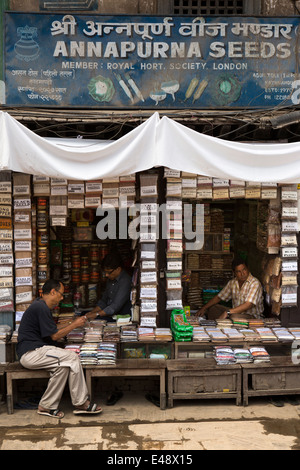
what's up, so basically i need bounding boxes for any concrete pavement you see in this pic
[0,392,300,450]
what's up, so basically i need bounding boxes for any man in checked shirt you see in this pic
[197,256,264,320]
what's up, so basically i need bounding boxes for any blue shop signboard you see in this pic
[4,12,300,109]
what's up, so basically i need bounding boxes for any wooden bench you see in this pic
[85,359,167,410]
[5,362,50,414]
[167,359,242,407]
[6,359,167,413]
[242,356,300,406]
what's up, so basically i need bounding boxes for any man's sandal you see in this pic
[37,409,64,419]
[73,403,102,415]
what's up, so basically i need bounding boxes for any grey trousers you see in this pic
[20,345,89,410]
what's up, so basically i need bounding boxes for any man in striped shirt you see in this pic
[197,257,264,320]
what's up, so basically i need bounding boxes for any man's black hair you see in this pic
[42,279,62,295]
[232,256,248,271]
[101,252,123,270]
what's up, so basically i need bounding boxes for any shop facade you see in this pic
[1,1,300,406]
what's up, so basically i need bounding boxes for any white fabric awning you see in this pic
[1,110,300,182]
[157,116,300,183]
[0,111,159,180]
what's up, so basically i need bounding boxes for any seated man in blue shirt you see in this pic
[88,252,132,405]
[17,279,102,419]
[88,252,132,321]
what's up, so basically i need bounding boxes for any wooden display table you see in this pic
[85,359,167,410]
[242,356,300,406]
[174,341,292,359]
[167,358,242,407]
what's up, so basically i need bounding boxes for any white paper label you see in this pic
[282,221,298,232]
[141,261,156,270]
[85,182,102,193]
[140,287,157,299]
[0,288,12,300]
[139,232,156,241]
[0,266,13,276]
[166,184,181,196]
[167,261,182,270]
[14,241,32,251]
[15,276,33,287]
[166,279,182,289]
[140,251,156,259]
[16,291,33,304]
[164,169,181,178]
[197,189,213,198]
[68,198,84,209]
[282,247,298,258]
[14,199,31,210]
[140,214,157,226]
[51,178,68,185]
[140,317,156,326]
[50,205,67,216]
[33,176,50,182]
[213,178,229,187]
[119,197,135,208]
[51,185,67,196]
[15,258,32,268]
[167,240,183,252]
[0,206,11,217]
[0,195,12,205]
[102,198,119,208]
[229,188,245,198]
[282,260,298,271]
[0,254,14,265]
[85,197,101,208]
[0,242,12,253]
[68,183,85,194]
[282,293,297,304]
[119,186,135,196]
[282,206,298,218]
[281,234,298,245]
[282,190,298,201]
[0,182,11,193]
[140,185,157,196]
[261,189,278,199]
[166,300,183,309]
[140,203,158,212]
[14,229,32,240]
[14,213,30,223]
[0,230,12,240]
[140,271,157,283]
[141,301,157,312]
[166,200,182,211]
[51,217,67,226]
[14,185,30,195]
[168,220,182,231]
[198,176,213,185]
[15,311,25,322]
[0,277,13,288]
[182,178,197,188]
[102,187,119,198]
